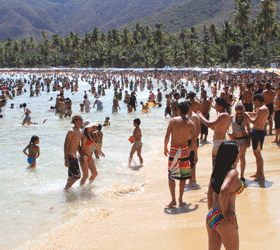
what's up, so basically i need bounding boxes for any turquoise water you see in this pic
[0,71,213,249]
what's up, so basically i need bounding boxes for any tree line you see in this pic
[0,0,279,68]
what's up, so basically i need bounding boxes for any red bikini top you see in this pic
[85,140,95,146]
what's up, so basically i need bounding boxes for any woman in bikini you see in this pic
[228,104,251,182]
[206,141,244,250]
[80,123,105,186]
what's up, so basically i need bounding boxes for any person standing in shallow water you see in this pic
[23,135,40,168]
[64,114,83,190]
[128,118,143,167]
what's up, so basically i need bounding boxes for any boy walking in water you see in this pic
[129,118,143,167]
[64,114,83,190]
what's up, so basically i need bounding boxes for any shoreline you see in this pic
[18,120,280,249]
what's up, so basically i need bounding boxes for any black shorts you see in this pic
[244,102,253,112]
[165,106,171,116]
[201,114,209,135]
[68,155,81,179]
[275,110,280,129]
[250,130,265,151]
[266,103,274,119]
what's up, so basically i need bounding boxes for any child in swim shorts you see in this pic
[23,135,40,168]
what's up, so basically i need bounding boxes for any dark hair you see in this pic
[266,83,271,89]
[30,135,39,144]
[188,92,196,99]
[106,117,110,120]
[134,118,141,126]
[178,101,190,114]
[215,97,227,109]
[23,103,26,108]
[84,127,92,141]
[247,83,254,89]
[211,141,239,194]
[98,124,102,130]
[253,94,264,103]
[174,93,180,98]
[235,104,244,111]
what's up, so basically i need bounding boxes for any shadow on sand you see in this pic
[164,203,199,215]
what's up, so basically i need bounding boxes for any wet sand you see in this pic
[18,120,280,250]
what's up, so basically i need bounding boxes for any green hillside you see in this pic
[122,0,266,33]
[0,0,187,41]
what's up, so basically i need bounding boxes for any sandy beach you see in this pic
[18,114,280,250]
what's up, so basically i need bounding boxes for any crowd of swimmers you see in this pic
[1,68,280,250]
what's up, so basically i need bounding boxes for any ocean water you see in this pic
[0,71,213,249]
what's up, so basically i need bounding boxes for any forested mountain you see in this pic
[0,0,187,41]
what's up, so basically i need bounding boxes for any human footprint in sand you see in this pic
[164,101,196,208]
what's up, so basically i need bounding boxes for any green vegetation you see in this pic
[1,0,280,68]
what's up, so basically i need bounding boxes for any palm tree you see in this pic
[231,0,252,66]
[256,0,280,61]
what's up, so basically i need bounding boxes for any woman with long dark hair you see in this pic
[206,141,244,250]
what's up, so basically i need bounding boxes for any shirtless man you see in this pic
[200,90,211,141]
[171,93,180,117]
[245,94,269,181]
[165,94,172,117]
[262,83,275,135]
[22,103,32,125]
[164,101,196,207]
[64,114,83,190]
[197,97,232,168]
[272,87,280,143]
[188,92,202,113]
[220,86,231,114]
[242,83,254,112]
[186,100,200,184]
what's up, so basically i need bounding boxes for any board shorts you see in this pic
[266,103,274,120]
[68,154,81,179]
[244,102,253,112]
[250,129,265,151]
[275,110,280,129]
[168,145,191,180]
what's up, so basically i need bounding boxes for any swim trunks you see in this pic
[97,142,103,148]
[201,114,209,135]
[266,103,274,119]
[275,110,280,129]
[134,141,142,148]
[68,154,81,179]
[188,139,199,168]
[168,145,191,180]
[244,102,253,112]
[27,157,36,164]
[165,106,171,116]
[24,115,31,121]
[250,129,265,151]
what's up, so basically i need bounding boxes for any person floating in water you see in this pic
[23,135,40,168]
